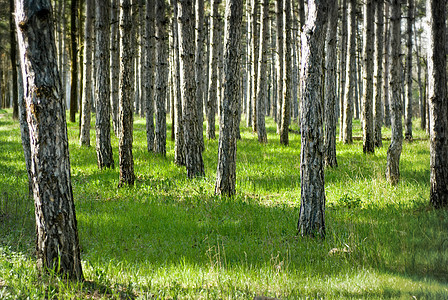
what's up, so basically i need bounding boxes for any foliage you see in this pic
[0,110,447,299]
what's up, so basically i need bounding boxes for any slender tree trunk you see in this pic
[110,0,120,136]
[383,0,391,127]
[386,0,403,185]
[324,0,338,167]
[133,2,141,116]
[195,0,205,151]
[275,0,283,134]
[339,0,348,141]
[374,0,384,147]
[95,0,114,169]
[79,0,94,146]
[342,0,356,144]
[145,0,156,152]
[279,0,291,145]
[404,0,414,141]
[362,0,375,154]
[298,0,328,238]
[427,0,448,208]
[255,0,269,144]
[251,0,259,132]
[154,0,168,156]
[15,0,83,279]
[270,17,277,122]
[215,0,243,196]
[78,0,84,132]
[118,0,135,186]
[415,24,425,130]
[206,0,221,139]
[178,0,205,177]
[10,0,18,120]
[139,0,145,118]
[246,2,252,127]
[70,0,78,123]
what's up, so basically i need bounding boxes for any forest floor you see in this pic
[0,109,447,299]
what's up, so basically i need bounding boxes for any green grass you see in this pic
[1,109,447,299]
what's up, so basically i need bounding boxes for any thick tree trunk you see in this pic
[255,0,269,144]
[298,0,328,238]
[110,0,120,136]
[145,0,156,152]
[10,0,18,120]
[386,0,403,185]
[324,0,338,168]
[15,0,83,279]
[374,0,384,147]
[70,0,78,123]
[95,0,114,169]
[178,0,205,177]
[383,0,391,128]
[342,0,356,144]
[195,0,205,151]
[154,0,168,156]
[362,0,375,154]
[215,0,243,196]
[275,0,283,134]
[206,0,220,140]
[118,0,135,186]
[427,0,448,208]
[404,0,414,141]
[80,0,94,147]
[279,0,291,146]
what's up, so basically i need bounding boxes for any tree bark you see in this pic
[15,0,83,279]
[386,0,403,185]
[195,0,205,151]
[324,0,338,167]
[404,0,414,141]
[342,0,356,144]
[374,0,384,147]
[178,0,205,177]
[145,0,156,152]
[275,0,283,134]
[279,0,291,146]
[10,0,18,120]
[251,0,259,133]
[245,2,252,128]
[70,0,78,123]
[118,0,135,186]
[206,0,220,140]
[154,0,168,156]
[215,0,243,196]
[110,0,120,136]
[298,0,328,238]
[255,0,269,144]
[383,0,391,128]
[95,0,114,169]
[80,0,94,147]
[362,0,375,154]
[427,0,448,208]
[339,0,348,141]
[415,24,425,130]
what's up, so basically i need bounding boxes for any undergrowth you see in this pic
[0,109,447,299]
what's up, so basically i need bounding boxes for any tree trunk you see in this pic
[298,0,328,238]
[133,3,141,117]
[255,0,269,144]
[154,0,168,156]
[415,24,425,130]
[178,0,205,177]
[386,0,403,185]
[145,0,156,152]
[374,0,384,147]
[339,0,348,141]
[427,0,448,208]
[404,0,414,141]
[139,0,145,118]
[362,0,375,154]
[10,0,18,120]
[79,0,94,147]
[251,0,259,133]
[69,0,78,123]
[195,0,205,151]
[110,0,120,136]
[15,0,83,279]
[342,0,356,144]
[206,0,220,140]
[279,0,291,146]
[275,0,283,134]
[215,0,243,196]
[245,2,252,128]
[324,0,338,167]
[383,0,391,128]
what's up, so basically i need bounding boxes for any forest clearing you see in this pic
[1,111,447,298]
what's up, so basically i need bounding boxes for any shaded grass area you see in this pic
[0,109,447,299]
